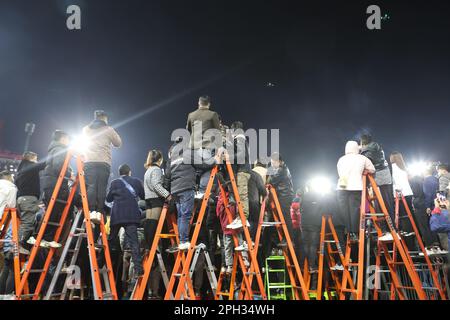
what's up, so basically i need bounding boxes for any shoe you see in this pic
[378,232,394,242]
[235,241,249,252]
[220,266,226,273]
[41,240,61,249]
[243,259,250,268]
[178,242,191,251]
[226,266,233,274]
[400,231,415,237]
[166,245,179,254]
[19,246,30,255]
[435,248,449,255]
[27,236,37,245]
[90,211,101,224]
[261,267,265,274]
[194,192,205,200]
[330,264,344,271]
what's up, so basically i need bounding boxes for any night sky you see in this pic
[1,0,450,187]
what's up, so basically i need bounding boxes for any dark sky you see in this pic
[1,0,450,187]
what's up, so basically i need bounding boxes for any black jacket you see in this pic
[165,142,197,195]
[186,106,221,149]
[410,176,425,210]
[361,142,388,171]
[106,175,145,226]
[41,141,71,192]
[266,164,295,199]
[248,170,267,204]
[301,191,343,228]
[16,160,46,198]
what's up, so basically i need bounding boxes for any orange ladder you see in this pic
[15,151,117,300]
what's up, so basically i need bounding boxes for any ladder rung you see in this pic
[324,240,336,243]
[217,292,231,296]
[47,222,61,227]
[159,234,176,239]
[29,269,45,273]
[102,293,115,299]
[365,213,385,217]
[261,222,282,227]
[245,272,257,275]
[72,233,87,237]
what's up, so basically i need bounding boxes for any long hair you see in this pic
[144,150,163,169]
[390,151,407,171]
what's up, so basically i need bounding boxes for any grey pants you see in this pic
[223,233,248,267]
[17,196,40,245]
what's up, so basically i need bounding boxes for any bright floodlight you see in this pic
[308,176,332,195]
[71,134,91,153]
[408,161,428,177]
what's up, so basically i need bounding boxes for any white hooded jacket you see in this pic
[337,141,376,191]
[0,179,18,218]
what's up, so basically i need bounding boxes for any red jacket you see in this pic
[216,193,237,236]
[290,199,302,230]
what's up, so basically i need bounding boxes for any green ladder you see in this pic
[265,255,294,300]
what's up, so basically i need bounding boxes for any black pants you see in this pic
[0,252,14,294]
[413,206,440,248]
[84,162,111,213]
[279,196,295,245]
[108,224,143,274]
[301,226,320,270]
[43,187,69,242]
[337,190,362,234]
[249,201,261,240]
[379,184,395,222]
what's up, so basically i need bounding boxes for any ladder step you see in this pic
[72,233,87,237]
[324,240,336,243]
[365,213,385,217]
[102,293,115,299]
[217,292,231,296]
[29,269,45,273]
[261,222,282,227]
[159,233,176,239]
[47,222,61,227]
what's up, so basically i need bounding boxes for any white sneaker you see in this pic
[27,236,37,245]
[178,242,191,251]
[235,241,249,252]
[436,248,449,255]
[243,259,250,268]
[40,240,61,249]
[220,266,226,273]
[90,211,101,224]
[330,264,344,271]
[378,232,394,242]
[226,266,233,274]
[194,192,205,200]
[226,218,250,230]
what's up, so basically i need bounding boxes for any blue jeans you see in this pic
[176,190,195,243]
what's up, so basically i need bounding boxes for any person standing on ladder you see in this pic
[106,164,145,283]
[82,110,122,223]
[30,130,71,249]
[336,141,375,242]
[186,96,221,197]
[15,151,46,253]
[266,152,296,248]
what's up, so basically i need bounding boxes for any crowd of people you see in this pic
[0,96,449,299]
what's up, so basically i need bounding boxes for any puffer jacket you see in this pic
[82,119,122,166]
[266,164,295,199]
[361,141,388,171]
[41,141,71,192]
[144,165,170,199]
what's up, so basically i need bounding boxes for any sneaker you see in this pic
[330,264,344,271]
[27,236,37,245]
[220,266,227,273]
[19,246,30,255]
[89,211,101,224]
[194,192,205,200]
[235,241,249,252]
[400,231,415,237]
[226,218,250,230]
[226,266,233,274]
[435,248,449,255]
[166,245,179,254]
[243,259,250,268]
[178,242,191,251]
[41,240,61,249]
[378,232,394,242]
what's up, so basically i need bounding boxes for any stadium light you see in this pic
[307,176,333,195]
[408,161,429,177]
[70,134,91,153]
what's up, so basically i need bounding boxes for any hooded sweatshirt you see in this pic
[337,141,376,191]
[0,179,17,217]
[82,119,122,166]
